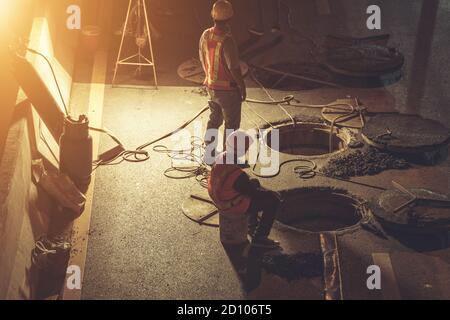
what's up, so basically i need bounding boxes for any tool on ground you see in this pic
[198,209,219,224]
[190,194,215,205]
[59,115,93,192]
[113,0,158,88]
[392,180,450,213]
[181,193,220,227]
[32,159,86,215]
[320,232,344,300]
[15,35,384,195]
[12,43,133,195]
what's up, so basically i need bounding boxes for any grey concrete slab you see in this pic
[78,0,450,300]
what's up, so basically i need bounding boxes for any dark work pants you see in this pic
[205,88,242,153]
[247,190,280,239]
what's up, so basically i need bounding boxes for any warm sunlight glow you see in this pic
[0,0,11,15]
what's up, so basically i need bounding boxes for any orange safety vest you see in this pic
[202,27,236,91]
[208,153,251,215]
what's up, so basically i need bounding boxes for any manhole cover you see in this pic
[362,114,450,163]
[181,192,219,227]
[265,123,348,157]
[325,45,404,77]
[369,187,450,251]
[371,188,450,229]
[277,188,365,233]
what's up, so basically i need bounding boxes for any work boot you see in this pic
[251,237,280,249]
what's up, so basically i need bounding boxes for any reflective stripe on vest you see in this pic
[208,154,251,214]
[203,27,235,91]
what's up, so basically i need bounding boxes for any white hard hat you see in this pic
[211,0,234,21]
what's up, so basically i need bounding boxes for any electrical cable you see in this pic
[245,63,376,191]
[24,45,377,191]
[248,65,365,153]
[152,136,210,188]
[250,69,296,126]
[93,104,210,168]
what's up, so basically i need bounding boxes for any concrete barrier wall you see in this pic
[26,1,81,168]
[0,1,80,299]
[0,105,50,300]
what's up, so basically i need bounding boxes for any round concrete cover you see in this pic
[325,45,404,77]
[371,188,450,229]
[362,114,450,151]
[181,190,219,227]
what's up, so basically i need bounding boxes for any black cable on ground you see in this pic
[252,157,317,179]
[93,105,210,168]
[152,136,210,188]
[25,46,379,190]
[251,154,386,191]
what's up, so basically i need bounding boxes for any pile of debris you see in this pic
[321,147,409,178]
[262,252,323,281]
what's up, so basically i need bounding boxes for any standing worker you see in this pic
[199,0,247,165]
[208,131,280,248]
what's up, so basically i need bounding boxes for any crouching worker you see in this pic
[208,130,280,248]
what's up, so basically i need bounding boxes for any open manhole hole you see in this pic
[277,188,365,233]
[265,123,348,157]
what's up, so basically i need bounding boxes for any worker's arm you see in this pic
[223,38,246,101]
[233,172,260,197]
[199,32,207,75]
[230,67,246,102]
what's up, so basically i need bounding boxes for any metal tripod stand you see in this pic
[112,0,158,88]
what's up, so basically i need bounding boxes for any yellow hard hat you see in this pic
[211,0,234,21]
